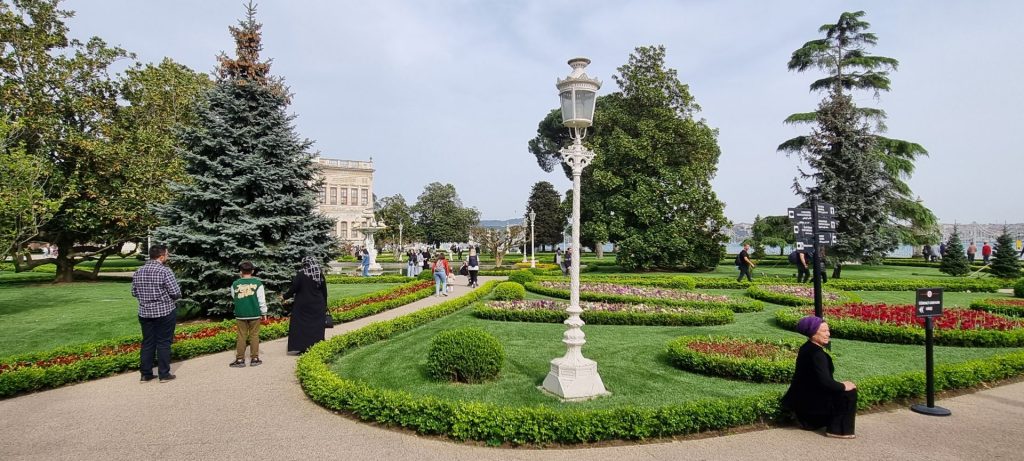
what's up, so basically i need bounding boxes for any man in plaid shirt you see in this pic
[131,245,182,382]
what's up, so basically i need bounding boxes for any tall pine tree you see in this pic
[989,229,1022,279]
[156,3,337,316]
[939,226,970,276]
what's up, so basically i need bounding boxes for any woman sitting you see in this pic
[781,315,858,439]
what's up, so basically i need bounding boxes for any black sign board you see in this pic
[915,288,943,317]
[815,202,836,217]
[793,223,814,237]
[788,207,813,223]
[817,218,838,231]
[816,232,838,245]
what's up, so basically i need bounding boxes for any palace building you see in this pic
[314,157,374,243]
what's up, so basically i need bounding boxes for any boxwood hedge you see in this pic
[523,281,764,313]
[665,336,802,383]
[472,303,733,326]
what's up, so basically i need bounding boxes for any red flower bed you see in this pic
[823,303,1022,331]
[0,281,432,376]
[985,299,1024,307]
[686,339,794,360]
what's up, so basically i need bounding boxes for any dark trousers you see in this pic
[468,270,479,287]
[797,388,858,436]
[139,311,177,378]
[737,265,752,282]
[968,254,975,263]
[796,264,810,283]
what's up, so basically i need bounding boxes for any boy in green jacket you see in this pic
[230,262,268,367]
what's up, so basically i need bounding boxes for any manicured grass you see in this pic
[0,281,399,357]
[330,289,1021,410]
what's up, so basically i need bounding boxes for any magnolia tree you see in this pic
[469,226,524,268]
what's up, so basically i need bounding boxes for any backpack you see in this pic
[734,253,742,266]
[788,251,800,264]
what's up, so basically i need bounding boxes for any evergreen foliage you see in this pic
[751,215,793,257]
[990,230,1022,279]
[780,11,936,276]
[524,182,564,249]
[155,3,337,316]
[939,227,970,277]
[426,328,504,383]
[528,46,729,271]
[411,182,480,245]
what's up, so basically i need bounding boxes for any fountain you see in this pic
[356,208,386,274]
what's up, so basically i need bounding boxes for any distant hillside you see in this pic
[480,219,524,228]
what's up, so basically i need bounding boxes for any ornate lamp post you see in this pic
[541,57,608,400]
[398,223,404,262]
[522,217,529,263]
[529,209,536,268]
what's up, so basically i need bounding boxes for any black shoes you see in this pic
[140,375,156,382]
[158,374,176,383]
[229,359,246,368]
[249,358,262,367]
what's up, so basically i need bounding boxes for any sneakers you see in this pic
[229,359,246,368]
[140,375,156,382]
[158,374,176,383]
[250,358,262,367]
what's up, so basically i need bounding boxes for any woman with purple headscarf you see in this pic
[283,256,328,354]
[781,316,858,439]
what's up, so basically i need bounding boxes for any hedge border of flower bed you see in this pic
[325,274,414,284]
[0,280,431,398]
[970,298,1024,318]
[665,336,802,383]
[472,303,734,326]
[524,281,764,313]
[549,274,1009,292]
[297,282,1024,445]
[775,307,1024,347]
[745,285,860,307]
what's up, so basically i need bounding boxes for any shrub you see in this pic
[416,269,434,281]
[525,281,763,313]
[493,282,526,300]
[970,298,1024,318]
[507,269,535,286]
[668,275,696,290]
[665,336,801,383]
[1015,278,1024,298]
[474,300,733,326]
[426,328,504,383]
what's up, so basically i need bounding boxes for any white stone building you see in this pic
[314,157,374,244]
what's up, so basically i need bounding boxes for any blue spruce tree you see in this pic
[156,3,337,316]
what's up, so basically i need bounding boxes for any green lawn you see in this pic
[330,289,1020,410]
[0,281,399,357]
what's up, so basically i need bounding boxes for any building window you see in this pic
[350,188,358,206]
[339,221,348,239]
[339,188,348,205]
[318,187,326,204]
[329,187,337,205]
[361,189,368,206]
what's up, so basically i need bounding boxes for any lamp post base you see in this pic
[910,404,951,416]
[541,356,609,401]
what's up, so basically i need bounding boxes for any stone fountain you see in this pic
[357,208,386,273]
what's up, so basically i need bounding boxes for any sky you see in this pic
[63,0,1023,223]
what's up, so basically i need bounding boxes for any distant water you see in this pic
[725,243,917,257]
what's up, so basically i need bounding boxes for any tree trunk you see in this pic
[91,252,109,278]
[832,263,842,280]
[54,236,75,283]
[595,242,604,259]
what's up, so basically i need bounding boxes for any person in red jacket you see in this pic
[982,241,993,264]
[431,253,453,296]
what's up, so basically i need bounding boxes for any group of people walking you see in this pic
[131,247,332,381]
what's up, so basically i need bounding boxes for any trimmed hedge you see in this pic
[0,281,429,398]
[547,275,1009,292]
[493,282,526,300]
[296,281,1024,445]
[745,285,860,307]
[330,281,435,323]
[325,274,415,284]
[1015,278,1024,298]
[775,307,1024,347]
[426,328,504,383]
[970,298,1024,318]
[665,336,802,383]
[506,269,535,285]
[524,281,764,313]
[472,303,733,326]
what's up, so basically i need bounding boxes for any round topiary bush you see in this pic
[493,281,526,300]
[668,275,696,290]
[426,328,504,383]
[416,269,434,281]
[1015,278,1024,298]
[507,269,535,285]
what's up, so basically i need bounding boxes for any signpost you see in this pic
[788,200,837,319]
[910,288,952,416]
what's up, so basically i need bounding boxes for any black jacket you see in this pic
[781,341,845,416]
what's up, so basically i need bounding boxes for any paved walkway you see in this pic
[1,275,1023,460]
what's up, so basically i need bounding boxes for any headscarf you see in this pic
[301,256,323,286]
[796,316,823,338]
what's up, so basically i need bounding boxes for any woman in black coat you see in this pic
[283,256,328,354]
[781,316,858,439]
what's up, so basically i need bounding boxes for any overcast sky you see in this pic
[65,0,1022,223]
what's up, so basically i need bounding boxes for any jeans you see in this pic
[362,263,369,276]
[434,271,447,295]
[139,311,177,378]
[235,319,261,360]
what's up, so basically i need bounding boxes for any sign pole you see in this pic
[911,289,951,416]
[811,198,823,319]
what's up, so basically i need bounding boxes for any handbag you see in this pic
[325,313,335,328]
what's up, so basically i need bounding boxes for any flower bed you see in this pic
[0,280,433,398]
[775,303,1024,347]
[665,336,801,383]
[473,300,733,326]
[552,274,1009,292]
[970,298,1024,318]
[525,281,763,313]
[746,284,859,306]
[297,283,1024,445]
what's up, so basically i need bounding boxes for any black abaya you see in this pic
[781,341,857,436]
[283,271,328,353]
